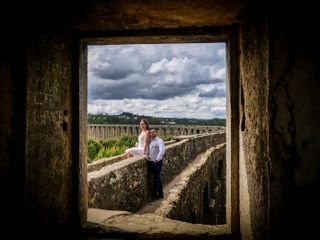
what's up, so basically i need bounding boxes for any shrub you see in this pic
[87,139,103,163]
[87,135,137,163]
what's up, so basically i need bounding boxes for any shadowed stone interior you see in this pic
[1,0,319,239]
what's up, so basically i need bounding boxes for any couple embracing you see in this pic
[125,119,165,200]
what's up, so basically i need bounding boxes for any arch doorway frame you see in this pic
[75,26,239,235]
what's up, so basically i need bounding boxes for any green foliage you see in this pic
[87,135,137,163]
[87,139,103,163]
[96,146,126,159]
[162,136,174,141]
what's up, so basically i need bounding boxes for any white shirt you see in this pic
[147,136,165,161]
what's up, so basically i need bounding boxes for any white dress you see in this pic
[125,132,146,156]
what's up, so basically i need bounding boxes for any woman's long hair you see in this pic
[140,119,150,130]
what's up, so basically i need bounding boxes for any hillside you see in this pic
[88,112,225,126]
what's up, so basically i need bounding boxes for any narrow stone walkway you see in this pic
[137,151,207,214]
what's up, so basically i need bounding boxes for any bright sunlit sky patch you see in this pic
[88,43,226,119]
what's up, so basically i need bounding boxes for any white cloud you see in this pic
[217,47,226,58]
[88,93,226,119]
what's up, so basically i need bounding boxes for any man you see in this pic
[147,128,165,200]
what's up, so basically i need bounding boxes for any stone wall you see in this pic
[155,143,226,224]
[88,132,226,212]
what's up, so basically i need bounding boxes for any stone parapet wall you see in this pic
[155,143,226,224]
[87,156,149,213]
[87,154,127,172]
[162,133,225,186]
[88,132,226,213]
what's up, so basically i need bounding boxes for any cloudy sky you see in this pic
[88,43,226,119]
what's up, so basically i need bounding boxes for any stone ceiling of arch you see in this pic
[74,0,246,30]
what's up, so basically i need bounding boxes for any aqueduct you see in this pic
[87,124,225,140]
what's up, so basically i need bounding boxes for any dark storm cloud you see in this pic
[199,86,226,98]
[88,43,226,101]
[91,65,135,80]
[88,73,204,100]
[89,45,147,80]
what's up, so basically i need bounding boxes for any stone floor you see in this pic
[85,208,231,239]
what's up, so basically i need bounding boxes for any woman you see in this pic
[125,119,150,158]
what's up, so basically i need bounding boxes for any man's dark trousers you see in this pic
[148,160,163,199]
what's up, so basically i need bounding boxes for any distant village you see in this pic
[88,112,226,126]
